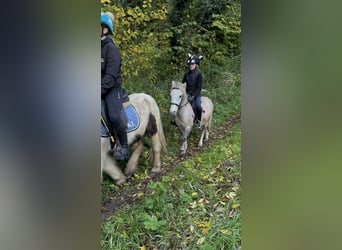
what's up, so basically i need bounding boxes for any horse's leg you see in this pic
[205,115,212,141]
[101,137,111,181]
[204,125,209,141]
[150,134,162,175]
[101,138,127,185]
[198,125,206,148]
[124,140,143,177]
[179,128,191,157]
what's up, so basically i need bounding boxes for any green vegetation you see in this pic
[101,0,241,85]
[102,124,241,249]
[101,0,241,249]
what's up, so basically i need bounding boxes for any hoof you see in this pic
[150,168,161,178]
[150,167,161,174]
[124,168,134,177]
[115,177,127,186]
[179,150,186,158]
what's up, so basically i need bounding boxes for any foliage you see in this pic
[212,2,241,56]
[102,0,170,85]
[167,0,241,70]
[101,0,241,86]
[143,214,167,231]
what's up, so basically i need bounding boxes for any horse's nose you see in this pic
[169,107,177,115]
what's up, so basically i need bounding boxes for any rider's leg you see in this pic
[194,96,202,128]
[105,88,129,160]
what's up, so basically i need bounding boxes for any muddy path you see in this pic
[101,113,241,221]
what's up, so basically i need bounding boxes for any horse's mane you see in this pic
[171,80,187,95]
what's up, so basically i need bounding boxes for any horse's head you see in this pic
[169,81,187,116]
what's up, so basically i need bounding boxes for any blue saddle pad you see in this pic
[101,105,140,137]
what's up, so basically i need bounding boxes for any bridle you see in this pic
[170,87,189,110]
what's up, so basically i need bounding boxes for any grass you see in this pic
[102,123,241,249]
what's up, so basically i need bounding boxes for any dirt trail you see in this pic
[101,113,241,221]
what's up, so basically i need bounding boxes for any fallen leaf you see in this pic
[220,229,231,235]
[191,192,198,197]
[197,236,205,245]
[190,201,197,208]
[203,227,209,235]
[231,203,240,209]
[216,207,225,213]
[227,192,236,199]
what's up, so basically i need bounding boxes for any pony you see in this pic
[101,93,167,185]
[169,80,214,157]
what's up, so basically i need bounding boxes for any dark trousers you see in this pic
[102,87,128,146]
[194,96,202,121]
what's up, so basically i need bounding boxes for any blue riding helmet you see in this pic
[101,12,114,34]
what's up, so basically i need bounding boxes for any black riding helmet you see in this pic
[186,53,203,65]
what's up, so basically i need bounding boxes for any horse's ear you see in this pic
[199,55,203,60]
[172,80,176,87]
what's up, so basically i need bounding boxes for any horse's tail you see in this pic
[149,96,168,153]
[155,105,168,153]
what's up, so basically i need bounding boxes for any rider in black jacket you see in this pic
[101,12,128,160]
[182,54,204,128]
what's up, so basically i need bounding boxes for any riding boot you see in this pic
[194,119,201,128]
[113,124,129,160]
[170,120,177,127]
[197,109,202,122]
[109,139,115,150]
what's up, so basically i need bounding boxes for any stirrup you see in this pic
[170,120,177,127]
[194,120,201,128]
[113,144,129,160]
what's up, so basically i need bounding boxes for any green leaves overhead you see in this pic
[101,0,241,86]
[102,1,170,83]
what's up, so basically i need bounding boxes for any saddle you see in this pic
[101,100,140,139]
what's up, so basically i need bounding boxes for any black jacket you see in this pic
[101,37,122,95]
[182,68,203,98]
